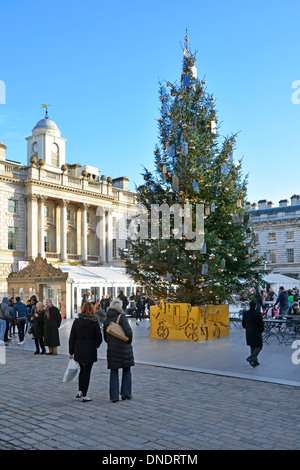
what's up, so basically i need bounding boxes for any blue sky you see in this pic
[0,0,300,205]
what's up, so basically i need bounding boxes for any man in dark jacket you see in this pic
[0,297,10,344]
[103,298,134,402]
[117,291,129,311]
[242,300,265,367]
[274,286,289,317]
[13,296,28,345]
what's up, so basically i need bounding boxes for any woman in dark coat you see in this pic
[44,299,62,355]
[242,300,265,367]
[69,302,102,402]
[31,302,46,355]
[103,298,134,402]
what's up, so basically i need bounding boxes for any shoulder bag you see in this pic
[106,314,129,341]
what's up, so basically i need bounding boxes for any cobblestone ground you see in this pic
[0,349,299,450]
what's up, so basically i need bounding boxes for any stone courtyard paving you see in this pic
[0,348,299,451]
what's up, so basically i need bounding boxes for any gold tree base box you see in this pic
[150,301,229,341]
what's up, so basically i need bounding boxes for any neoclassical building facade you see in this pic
[0,111,137,296]
[249,196,300,279]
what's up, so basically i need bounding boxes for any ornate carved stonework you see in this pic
[7,253,68,281]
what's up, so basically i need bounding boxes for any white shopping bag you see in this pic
[63,358,80,383]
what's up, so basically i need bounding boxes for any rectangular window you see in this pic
[287,231,294,240]
[44,231,50,253]
[270,250,276,264]
[87,234,92,255]
[269,233,276,241]
[113,239,117,258]
[287,248,294,263]
[8,227,17,250]
[67,233,72,254]
[8,199,17,213]
[44,205,50,218]
[87,211,92,224]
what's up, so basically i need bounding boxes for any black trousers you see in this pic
[250,346,262,362]
[17,318,25,342]
[78,363,93,396]
[35,338,46,353]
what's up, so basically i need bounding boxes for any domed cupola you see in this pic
[26,105,67,169]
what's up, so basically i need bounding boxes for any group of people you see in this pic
[84,289,155,326]
[69,297,134,403]
[0,295,62,355]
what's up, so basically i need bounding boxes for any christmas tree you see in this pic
[121,32,266,306]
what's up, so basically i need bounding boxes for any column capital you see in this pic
[25,193,39,202]
[61,198,70,207]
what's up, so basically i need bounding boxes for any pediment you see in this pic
[8,253,68,281]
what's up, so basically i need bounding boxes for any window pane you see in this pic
[67,233,72,254]
[287,249,294,263]
[44,231,50,252]
[8,200,17,213]
[8,227,17,250]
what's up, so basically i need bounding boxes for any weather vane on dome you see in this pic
[41,103,51,119]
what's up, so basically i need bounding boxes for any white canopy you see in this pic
[263,273,300,291]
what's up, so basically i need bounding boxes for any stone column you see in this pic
[38,196,47,257]
[81,203,89,263]
[60,199,69,262]
[97,206,106,264]
[107,208,113,264]
[26,194,38,259]
[55,201,61,256]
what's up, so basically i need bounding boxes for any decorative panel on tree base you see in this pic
[150,301,229,341]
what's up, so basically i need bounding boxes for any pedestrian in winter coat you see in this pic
[242,300,265,367]
[44,299,62,355]
[103,298,134,402]
[31,302,46,355]
[13,297,28,345]
[69,302,102,402]
[0,297,10,344]
[274,287,289,317]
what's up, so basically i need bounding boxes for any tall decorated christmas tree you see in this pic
[121,33,266,306]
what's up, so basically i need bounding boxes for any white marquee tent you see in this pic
[263,273,300,292]
[60,265,139,318]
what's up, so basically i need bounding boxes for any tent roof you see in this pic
[60,264,136,284]
[263,273,300,289]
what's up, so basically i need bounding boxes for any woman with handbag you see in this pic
[69,302,102,403]
[103,298,134,403]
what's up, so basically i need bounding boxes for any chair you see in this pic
[279,318,299,345]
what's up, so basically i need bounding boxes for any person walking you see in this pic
[242,300,265,367]
[103,298,134,403]
[134,290,144,325]
[44,299,62,355]
[13,296,28,345]
[274,286,289,317]
[118,290,129,312]
[31,302,46,354]
[69,302,102,402]
[0,297,10,344]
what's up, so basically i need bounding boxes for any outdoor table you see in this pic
[263,317,300,345]
[263,318,287,344]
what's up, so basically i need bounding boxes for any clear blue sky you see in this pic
[0,0,300,205]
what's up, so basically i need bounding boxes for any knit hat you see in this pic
[109,298,123,313]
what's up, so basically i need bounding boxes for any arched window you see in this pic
[51,143,59,166]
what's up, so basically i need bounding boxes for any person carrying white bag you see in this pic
[68,302,102,402]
